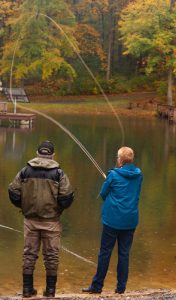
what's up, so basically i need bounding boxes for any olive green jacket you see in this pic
[8,157,74,220]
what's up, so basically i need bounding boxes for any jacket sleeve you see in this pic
[8,171,23,208]
[100,171,113,201]
[57,171,74,211]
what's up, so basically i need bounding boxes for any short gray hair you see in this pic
[118,146,134,164]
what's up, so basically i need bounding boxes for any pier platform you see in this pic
[0,112,36,127]
[157,104,176,123]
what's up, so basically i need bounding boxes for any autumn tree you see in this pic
[0,0,78,83]
[120,0,176,105]
[167,0,175,104]
[74,24,106,68]
[0,1,20,57]
[66,0,106,75]
[92,0,130,80]
[67,0,130,80]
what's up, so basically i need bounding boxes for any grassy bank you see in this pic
[27,103,156,118]
[5,92,157,119]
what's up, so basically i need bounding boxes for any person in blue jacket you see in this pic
[82,146,143,294]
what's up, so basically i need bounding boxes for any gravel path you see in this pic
[1,289,176,300]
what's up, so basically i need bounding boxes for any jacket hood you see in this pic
[112,163,142,179]
[28,157,59,169]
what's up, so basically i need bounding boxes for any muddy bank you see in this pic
[1,290,176,300]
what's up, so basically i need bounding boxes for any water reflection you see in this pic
[0,113,176,295]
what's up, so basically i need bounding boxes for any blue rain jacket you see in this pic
[100,164,143,230]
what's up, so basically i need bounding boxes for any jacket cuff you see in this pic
[58,192,74,209]
[8,189,22,208]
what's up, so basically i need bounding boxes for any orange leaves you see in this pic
[74,23,106,63]
[0,1,16,19]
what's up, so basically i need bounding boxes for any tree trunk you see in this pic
[101,13,105,48]
[106,29,113,80]
[167,0,175,105]
[170,0,175,11]
[167,66,173,106]
[111,17,117,75]
[106,10,114,81]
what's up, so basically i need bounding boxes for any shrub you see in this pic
[25,74,155,96]
[154,80,167,96]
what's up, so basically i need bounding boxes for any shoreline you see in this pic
[0,91,160,119]
[11,102,157,120]
[1,289,176,300]
[24,105,156,119]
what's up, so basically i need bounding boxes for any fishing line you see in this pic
[17,104,106,178]
[0,224,22,234]
[0,224,113,272]
[39,13,125,146]
[0,224,96,266]
[9,13,107,179]
[4,12,126,273]
[9,13,125,170]
[8,14,107,269]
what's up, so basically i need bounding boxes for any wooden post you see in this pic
[167,66,173,106]
[167,0,176,105]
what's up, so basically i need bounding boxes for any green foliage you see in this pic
[24,74,154,96]
[154,80,167,96]
[1,0,175,96]
[99,75,154,94]
[0,0,78,82]
[120,0,176,75]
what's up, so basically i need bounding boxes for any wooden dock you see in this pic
[0,112,36,127]
[157,104,176,123]
[128,100,157,111]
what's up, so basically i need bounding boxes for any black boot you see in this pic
[23,274,37,298]
[43,275,57,297]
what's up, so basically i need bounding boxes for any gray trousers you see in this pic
[23,218,62,276]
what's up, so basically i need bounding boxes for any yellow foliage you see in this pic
[120,0,176,73]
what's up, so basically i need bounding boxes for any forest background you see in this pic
[0,0,176,105]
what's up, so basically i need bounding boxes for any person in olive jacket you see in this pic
[8,141,74,298]
[82,146,143,295]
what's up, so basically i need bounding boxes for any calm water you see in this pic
[0,112,176,295]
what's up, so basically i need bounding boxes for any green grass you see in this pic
[6,92,156,119]
[7,98,129,113]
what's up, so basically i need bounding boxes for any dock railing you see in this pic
[157,104,176,123]
[0,102,7,114]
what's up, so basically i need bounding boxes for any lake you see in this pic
[0,111,176,295]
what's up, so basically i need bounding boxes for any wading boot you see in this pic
[23,274,37,298]
[43,275,57,297]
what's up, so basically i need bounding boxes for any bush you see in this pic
[128,75,155,91]
[98,75,154,94]
[154,80,167,96]
[102,76,129,93]
[25,74,155,96]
